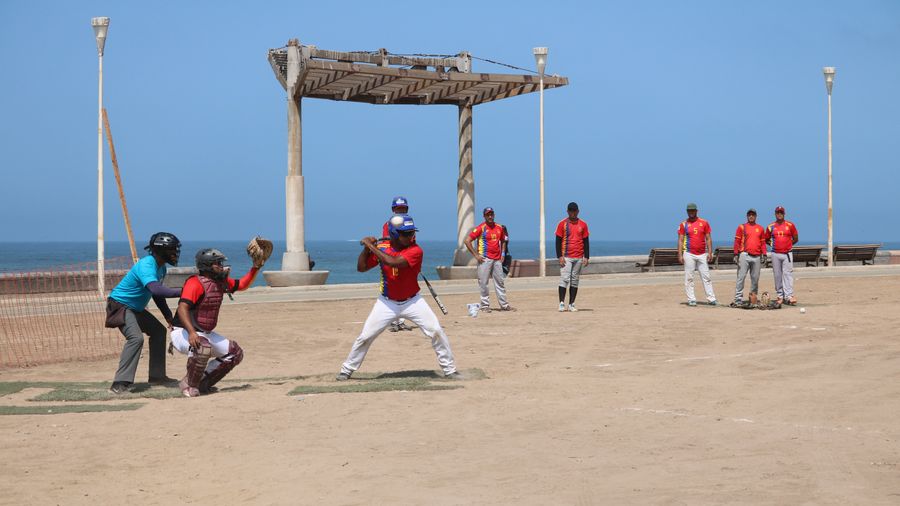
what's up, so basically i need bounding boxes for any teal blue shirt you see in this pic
[109,255,167,311]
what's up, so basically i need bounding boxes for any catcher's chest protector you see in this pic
[192,276,227,332]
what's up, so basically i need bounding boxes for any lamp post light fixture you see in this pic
[92,17,109,296]
[823,66,835,267]
[533,47,548,277]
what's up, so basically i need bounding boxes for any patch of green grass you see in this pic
[0,381,109,398]
[287,368,487,395]
[0,403,144,415]
[31,387,184,402]
[289,378,461,395]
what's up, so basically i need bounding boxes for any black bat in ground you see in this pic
[421,274,448,315]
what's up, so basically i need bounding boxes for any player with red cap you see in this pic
[465,206,512,312]
[766,206,799,305]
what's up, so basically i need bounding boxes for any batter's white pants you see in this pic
[170,327,234,375]
[340,295,457,376]
[477,258,508,308]
[683,252,717,303]
[771,252,795,299]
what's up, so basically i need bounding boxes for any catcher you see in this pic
[169,237,272,397]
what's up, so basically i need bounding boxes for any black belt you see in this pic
[385,295,414,303]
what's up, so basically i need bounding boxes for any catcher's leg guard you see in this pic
[180,338,212,396]
[199,341,243,393]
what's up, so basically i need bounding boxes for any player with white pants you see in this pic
[338,214,460,380]
[677,203,718,306]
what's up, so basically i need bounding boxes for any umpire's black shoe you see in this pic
[148,375,178,386]
[108,381,132,394]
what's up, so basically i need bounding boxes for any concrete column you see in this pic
[282,41,309,272]
[453,104,477,266]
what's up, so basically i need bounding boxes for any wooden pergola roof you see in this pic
[267,42,568,107]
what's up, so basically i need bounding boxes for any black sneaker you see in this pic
[336,372,351,381]
[108,381,132,394]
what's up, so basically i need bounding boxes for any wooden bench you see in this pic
[635,248,680,272]
[831,244,881,265]
[712,247,736,269]
[776,245,824,267]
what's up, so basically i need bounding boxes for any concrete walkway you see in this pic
[228,264,900,306]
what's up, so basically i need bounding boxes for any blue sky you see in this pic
[1,1,898,244]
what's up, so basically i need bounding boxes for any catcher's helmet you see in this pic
[388,214,417,239]
[145,232,181,266]
[195,248,228,280]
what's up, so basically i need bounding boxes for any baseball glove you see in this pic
[247,236,274,269]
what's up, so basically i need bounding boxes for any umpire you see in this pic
[105,232,183,394]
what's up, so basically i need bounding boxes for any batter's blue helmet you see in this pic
[388,214,418,239]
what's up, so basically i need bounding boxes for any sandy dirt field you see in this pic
[1,269,899,505]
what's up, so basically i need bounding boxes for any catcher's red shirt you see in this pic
[678,218,711,255]
[468,222,507,260]
[733,223,767,256]
[555,218,590,258]
[366,240,423,301]
[766,220,798,253]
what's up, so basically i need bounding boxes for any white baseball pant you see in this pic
[340,294,457,376]
[170,326,233,374]
[683,252,717,303]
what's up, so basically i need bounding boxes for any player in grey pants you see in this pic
[464,207,511,311]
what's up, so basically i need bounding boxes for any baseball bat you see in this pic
[421,274,448,315]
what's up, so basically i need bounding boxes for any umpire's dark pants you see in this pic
[113,308,167,383]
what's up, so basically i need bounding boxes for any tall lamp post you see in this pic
[533,47,548,277]
[92,17,110,296]
[823,66,835,267]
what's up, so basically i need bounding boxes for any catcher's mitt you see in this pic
[247,236,273,269]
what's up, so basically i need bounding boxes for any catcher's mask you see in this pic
[195,248,229,280]
[388,214,417,239]
[145,232,181,266]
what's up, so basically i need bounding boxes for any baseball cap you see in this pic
[391,196,409,209]
[775,206,786,214]
[747,208,757,215]
[567,202,579,211]
[483,207,494,215]
[686,203,698,211]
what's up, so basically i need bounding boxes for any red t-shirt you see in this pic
[366,240,423,301]
[733,223,767,256]
[468,222,507,260]
[678,218,712,255]
[766,221,798,253]
[555,219,589,258]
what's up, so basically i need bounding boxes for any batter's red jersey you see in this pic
[468,222,507,260]
[555,219,590,258]
[678,218,712,255]
[734,223,767,256]
[766,220,798,253]
[366,240,423,301]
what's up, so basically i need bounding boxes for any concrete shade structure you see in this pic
[265,40,568,286]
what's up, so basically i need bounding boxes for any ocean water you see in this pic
[1,240,897,286]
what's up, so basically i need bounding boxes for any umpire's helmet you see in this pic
[145,232,181,266]
[195,248,228,280]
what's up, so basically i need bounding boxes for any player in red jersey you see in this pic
[465,207,511,312]
[731,208,767,306]
[765,206,799,305]
[169,249,261,397]
[677,203,718,307]
[382,196,413,331]
[337,214,460,380]
[555,202,590,312]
